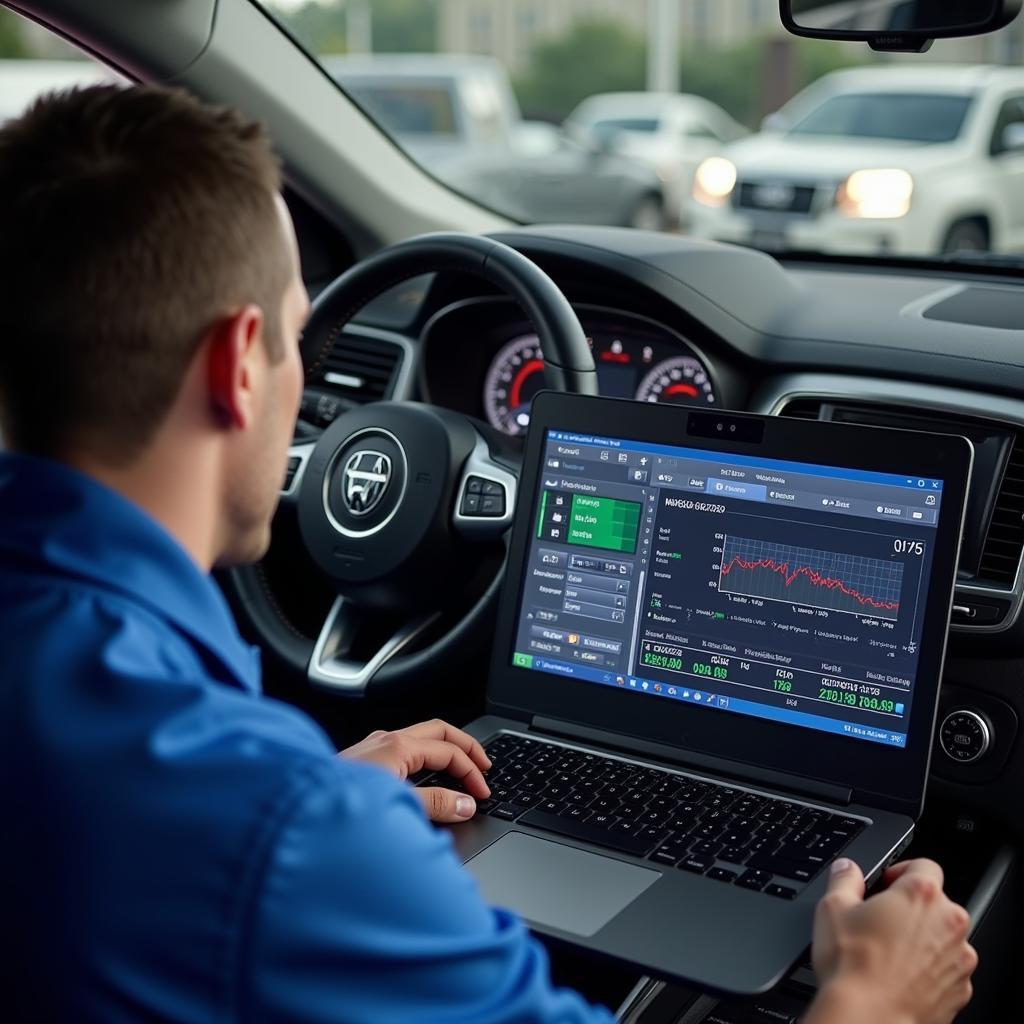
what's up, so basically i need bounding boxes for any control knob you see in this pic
[939,710,991,764]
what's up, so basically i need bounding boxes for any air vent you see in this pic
[320,333,403,404]
[979,437,1024,587]
[777,398,823,420]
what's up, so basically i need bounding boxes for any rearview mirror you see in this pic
[780,0,1022,52]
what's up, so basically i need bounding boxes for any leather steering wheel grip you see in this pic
[301,232,598,393]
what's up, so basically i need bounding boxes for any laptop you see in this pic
[420,392,972,996]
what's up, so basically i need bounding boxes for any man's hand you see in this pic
[805,857,977,1024]
[342,719,491,823]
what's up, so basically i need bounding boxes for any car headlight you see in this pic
[837,169,914,219]
[693,158,737,207]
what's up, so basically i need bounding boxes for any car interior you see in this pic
[5,0,1024,1021]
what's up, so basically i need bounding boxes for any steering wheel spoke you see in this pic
[280,441,315,507]
[453,433,519,540]
[308,596,440,694]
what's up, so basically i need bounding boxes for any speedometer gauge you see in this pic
[636,356,716,406]
[484,334,545,435]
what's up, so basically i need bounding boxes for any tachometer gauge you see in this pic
[635,356,716,405]
[484,333,545,435]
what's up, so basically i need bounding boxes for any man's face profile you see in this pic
[219,196,310,567]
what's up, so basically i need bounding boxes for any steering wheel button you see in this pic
[283,456,301,490]
[462,492,482,515]
[481,494,505,516]
[481,479,503,496]
[467,477,484,494]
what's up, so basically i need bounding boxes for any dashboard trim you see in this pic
[753,374,1024,635]
[898,283,968,323]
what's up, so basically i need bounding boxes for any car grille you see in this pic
[734,181,817,215]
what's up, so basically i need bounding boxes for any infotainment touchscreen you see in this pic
[510,429,946,750]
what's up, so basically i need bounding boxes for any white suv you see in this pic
[688,65,1024,256]
[565,93,746,229]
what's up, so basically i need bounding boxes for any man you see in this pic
[0,85,976,1024]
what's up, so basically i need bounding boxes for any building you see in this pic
[917,19,1024,66]
[438,0,782,74]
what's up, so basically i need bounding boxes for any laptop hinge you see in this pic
[531,716,853,806]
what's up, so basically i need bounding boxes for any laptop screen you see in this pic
[509,428,945,751]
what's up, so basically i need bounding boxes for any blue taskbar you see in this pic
[513,654,908,749]
[511,429,941,751]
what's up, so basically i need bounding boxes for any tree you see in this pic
[269,0,437,56]
[514,19,646,122]
[371,0,437,53]
[511,17,861,128]
[0,10,29,58]
[678,37,864,127]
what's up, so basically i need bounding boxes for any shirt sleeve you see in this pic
[240,758,617,1024]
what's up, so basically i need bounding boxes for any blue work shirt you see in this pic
[0,452,614,1024]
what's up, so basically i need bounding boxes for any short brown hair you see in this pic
[0,84,288,461]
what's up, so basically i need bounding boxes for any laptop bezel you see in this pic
[486,392,972,819]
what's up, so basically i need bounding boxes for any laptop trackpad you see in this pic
[466,832,659,937]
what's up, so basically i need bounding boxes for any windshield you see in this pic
[343,82,458,134]
[788,92,973,143]
[588,117,661,133]
[97,1,1024,261]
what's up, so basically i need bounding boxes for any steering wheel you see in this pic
[227,233,597,695]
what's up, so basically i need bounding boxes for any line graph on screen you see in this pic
[718,534,904,621]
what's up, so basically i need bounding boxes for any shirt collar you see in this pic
[0,452,261,695]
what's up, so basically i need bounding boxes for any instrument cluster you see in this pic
[483,326,716,435]
[421,304,720,437]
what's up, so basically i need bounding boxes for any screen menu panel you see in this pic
[511,430,945,749]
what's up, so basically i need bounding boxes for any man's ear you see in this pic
[207,304,265,430]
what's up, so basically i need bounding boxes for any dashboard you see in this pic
[421,304,718,436]
[329,224,1024,848]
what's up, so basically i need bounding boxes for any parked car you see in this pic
[442,128,668,229]
[327,55,667,229]
[323,52,522,168]
[565,92,747,229]
[689,64,1024,256]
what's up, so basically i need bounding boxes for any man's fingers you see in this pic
[417,786,477,823]
[403,720,491,771]
[821,858,866,910]
[883,857,942,885]
[413,739,491,798]
[887,857,945,898]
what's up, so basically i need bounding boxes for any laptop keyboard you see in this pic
[418,732,867,899]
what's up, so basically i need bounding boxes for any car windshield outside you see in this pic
[588,117,662,133]
[787,92,974,144]
[3,2,1024,261]
[350,83,458,134]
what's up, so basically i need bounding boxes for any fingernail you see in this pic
[831,858,853,875]
[456,796,475,818]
